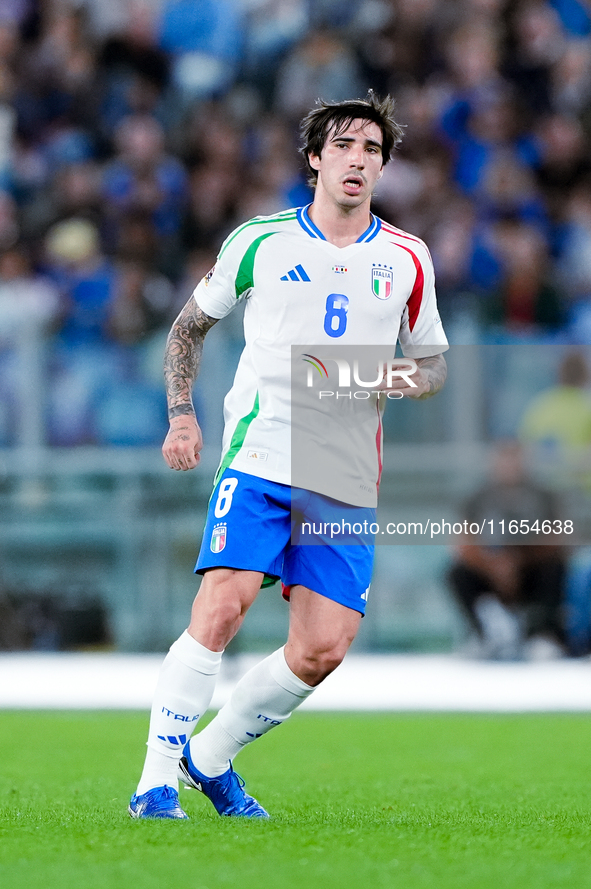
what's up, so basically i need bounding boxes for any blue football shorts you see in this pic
[195,468,375,615]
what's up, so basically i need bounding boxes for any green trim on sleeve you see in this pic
[235,232,277,299]
[219,210,297,259]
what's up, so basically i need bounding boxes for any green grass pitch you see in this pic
[1,711,591,889]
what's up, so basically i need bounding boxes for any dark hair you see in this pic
[299,92,404,184]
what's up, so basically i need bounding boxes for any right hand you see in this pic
[162,414,203,471]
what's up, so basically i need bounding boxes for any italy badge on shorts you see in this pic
[210,522,227,553]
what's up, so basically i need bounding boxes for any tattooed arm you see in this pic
[384,353,447,400]
[162,297,219,471]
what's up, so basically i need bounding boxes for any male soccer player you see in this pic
[129,93,448,819]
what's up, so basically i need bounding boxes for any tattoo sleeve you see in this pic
[163,298,219,420]
[413,353,447,399]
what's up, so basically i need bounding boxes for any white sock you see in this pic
[187,646,314,777]
[136,630,222,794]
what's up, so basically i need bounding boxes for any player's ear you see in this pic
[308,152,321,171]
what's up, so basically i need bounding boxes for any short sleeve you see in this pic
[192,221,258,319]
[397,244,448,358]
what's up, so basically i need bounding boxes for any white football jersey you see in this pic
[194,205,448,506]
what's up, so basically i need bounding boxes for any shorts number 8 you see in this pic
[214,477,239,518]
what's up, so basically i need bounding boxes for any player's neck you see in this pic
[308,196,373,248]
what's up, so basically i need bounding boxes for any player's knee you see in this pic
[190,570,258,642]
[199,569,259,608]
[203,592,242,627]
[295,642,349,685]
[317,648,346,679]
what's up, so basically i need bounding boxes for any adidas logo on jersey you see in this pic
[280,264,310,282]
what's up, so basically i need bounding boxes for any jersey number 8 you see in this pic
[323,293,349,338]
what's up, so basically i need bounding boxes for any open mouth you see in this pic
[342,176,364,192]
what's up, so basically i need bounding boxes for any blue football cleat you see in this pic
[128,784,189,819]
[178,744,269,818]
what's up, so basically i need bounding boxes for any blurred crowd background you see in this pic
[1,0,591,445]
[2,0,591,655]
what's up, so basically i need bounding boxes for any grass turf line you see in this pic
[1,711,591,889]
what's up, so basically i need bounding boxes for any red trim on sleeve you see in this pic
[381,224,434,261]
[397,245,424,332]
[380,223,423,245]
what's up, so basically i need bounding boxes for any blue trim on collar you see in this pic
[361,214,381,242]
[297,205,325,240]
[296,204,382,243]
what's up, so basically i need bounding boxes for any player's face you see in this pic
[308,119,384,210]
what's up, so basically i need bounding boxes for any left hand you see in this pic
[379,354,447,400]
[378,359,430,399]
